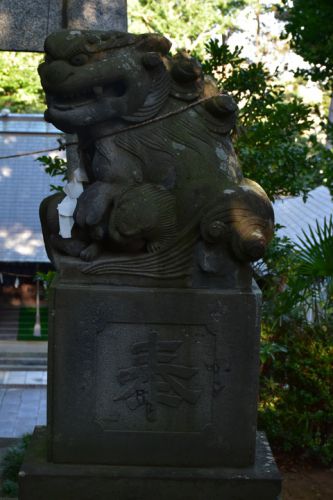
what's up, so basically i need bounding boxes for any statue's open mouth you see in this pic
[49,80,127,110]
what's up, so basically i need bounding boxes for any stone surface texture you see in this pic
[19,427,281,500]
[38,30,274,274]
[47,278,261,468]
[0,0,127,51]
[66,0,127,32]
[0,0,62,52]
[16,22,281,499]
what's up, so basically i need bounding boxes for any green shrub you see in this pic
[259,321,333,465]
[257,219,333,465]
[1,434,31,497]
[2,479,19,497]
[0,52,44,113]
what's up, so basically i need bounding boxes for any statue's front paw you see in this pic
[75,181,114,227]
[80,243,101,261]
[50,234,87,257]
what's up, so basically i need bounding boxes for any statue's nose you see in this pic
[39,60,72,86]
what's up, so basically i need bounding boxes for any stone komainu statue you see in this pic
[38,30,274,284]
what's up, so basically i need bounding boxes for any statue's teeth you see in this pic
[93,86,103,96]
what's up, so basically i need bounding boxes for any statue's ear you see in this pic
[171,52,202,83]
[137,34,171,55]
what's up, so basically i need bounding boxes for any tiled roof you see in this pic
[0,114,64,263]
[273,186,333,243]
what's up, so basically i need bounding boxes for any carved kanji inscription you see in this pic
[114,332,201,422]
[95,324,214,432]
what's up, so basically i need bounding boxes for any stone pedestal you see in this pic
[19,277,282,499]
[47,278,261,467]
[20,427,281,500]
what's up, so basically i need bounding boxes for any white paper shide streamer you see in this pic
[57,168,88,238]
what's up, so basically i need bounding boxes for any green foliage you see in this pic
[260,217,333,331]
[203,40,333,199]
[279,0,333,89]
[36,270,56,290]
[1,434,32,497]
[0,52,44,112]
[295,216,333,284]
[259,321,333,465]
[36,155,67,192]
[128,0,248,57]
[258,219,333,465]
[2,479,18,497]
[36,270,56,287]
[293,216,333,323]
[258,231,303,325]
[259,339,287,365]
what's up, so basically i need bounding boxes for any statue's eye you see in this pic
[71,54,88,66]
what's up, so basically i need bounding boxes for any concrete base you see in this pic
[19,427,281,500]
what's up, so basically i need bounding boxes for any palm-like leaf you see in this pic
[292,216,333,321]
[295,216,333,281]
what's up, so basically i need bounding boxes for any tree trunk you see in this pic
[327,92,333,149]
[255,3,261,60]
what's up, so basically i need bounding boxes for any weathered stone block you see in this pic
[0,0,127,52]
[19,427,282,500]
[66,0,127,32]
[0,0,62,52]
[47,277,261,467]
